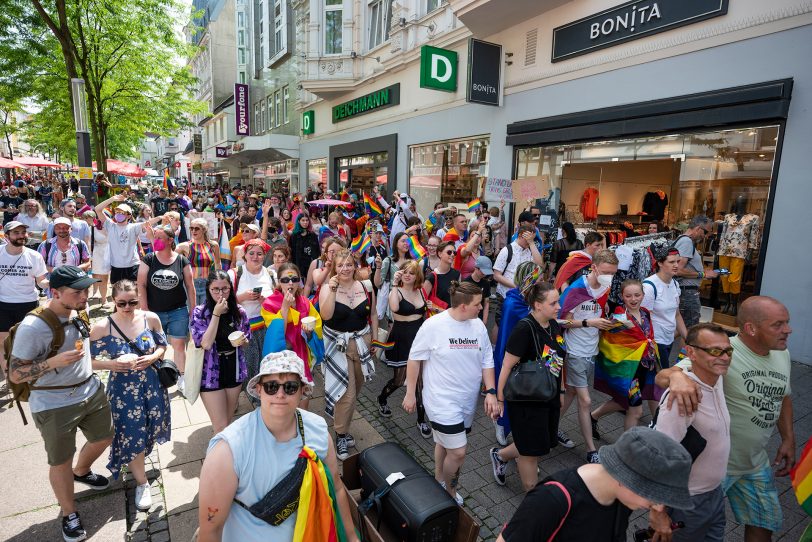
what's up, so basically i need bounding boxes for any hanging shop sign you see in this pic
[144,160,151,167]
[552,0,729,62]
[302,110,315,135]
[193,134,203,154]
[215,147,229,158]
[420,46,458,92]
[235,83,250,135]
[332,84,400,123]
[467,39,501,106]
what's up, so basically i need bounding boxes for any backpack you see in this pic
[495,243,514,274]
[231,265,276,291]
[3,307,90,425]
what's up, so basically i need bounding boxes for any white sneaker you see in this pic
[439,480,464,506]
[176,374,185,395]
[135,482,152,511]
[494,421,508,446]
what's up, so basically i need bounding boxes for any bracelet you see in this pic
[330,286,338,292]
[698,271,704,279]
[212,314,220,318]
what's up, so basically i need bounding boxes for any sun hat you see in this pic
[246,350,314,399]
[599,426,693,510]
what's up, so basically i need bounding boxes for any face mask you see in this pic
[152,239,167,251]
[597,274,614,288]
[114,213,127,223]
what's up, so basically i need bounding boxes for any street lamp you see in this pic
[71,78,95,203]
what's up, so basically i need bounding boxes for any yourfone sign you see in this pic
[234,83,250,135]
[420,45,457,92]
[332,84,400,123]
[552,0,729,62]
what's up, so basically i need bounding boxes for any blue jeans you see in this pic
[193,277,207,306]
[155,306,190,340]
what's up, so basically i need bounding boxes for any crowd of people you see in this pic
[0,174,798,542]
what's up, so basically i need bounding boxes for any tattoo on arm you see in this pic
[9,355,50,383]
[207,507,219,522]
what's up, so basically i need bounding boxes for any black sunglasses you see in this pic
[688,344,734,357]
[444,250,456,255]
[260,380,302,396]
[115,300,140,308]
[279,276,300,284]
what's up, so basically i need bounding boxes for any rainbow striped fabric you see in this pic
[249,315,265,332]
[364,193,383,217]
[442,227,460,242]
[371,339,395,350]
[406,235,426,259]
[559,275,609,317]
[467,198,481,212]
[350,231,370,253]
[791,437,812,515]
[292,446,348,542]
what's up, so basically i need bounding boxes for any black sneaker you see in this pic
[556,429,575,448]
[378,402,392,418]
[62,512,87,542]
[345,434,356,448]
[586,451,600,464]
[591,416,601,440]
[418,422,432,439]
[490,447,508,485]
[73,471,109,490]
[336,435,349,461]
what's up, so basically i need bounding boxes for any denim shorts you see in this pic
[156,306,190,339]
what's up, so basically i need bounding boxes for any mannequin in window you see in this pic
[716,195,760,315]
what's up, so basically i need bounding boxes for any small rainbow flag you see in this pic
[442,227,460,242]
[350,231,370,253]
[791,437,812,515]
[407,235,426,260]
[364,193,383,217]
[467,198,482,212]
[371,339,395,350]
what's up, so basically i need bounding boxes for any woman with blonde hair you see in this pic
[319,249,378,459]
[303,236,346,298]
[377,259,430,437]
[82,210,112,303]
[176,217,221,305]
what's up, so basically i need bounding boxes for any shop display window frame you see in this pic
[329,134,397,198]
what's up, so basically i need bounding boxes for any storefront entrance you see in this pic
[329,134,397,199]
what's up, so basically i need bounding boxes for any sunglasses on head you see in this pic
[115,300,139,308]
[689,344,734,357]
[279,276,300,284]
[261,380,302,396]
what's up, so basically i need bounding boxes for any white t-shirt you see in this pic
[642,273,681,345]
[0,245,47,303]
[492,241,533,297]
[408,311,494,427]
[18,214,50,236]
[563,281,609,358]
[104,219,144,268]
[228,266,276,320]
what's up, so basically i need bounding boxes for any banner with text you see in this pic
[512,176,549,202]
[480,177,515,202]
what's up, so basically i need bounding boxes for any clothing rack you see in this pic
[622,231,672,248]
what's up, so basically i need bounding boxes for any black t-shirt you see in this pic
[426,268,460,307]
[505,317,566,402]
[501,468,631,542]
[151,197,169,216]
[0,196,24,224]
[143,252,190,312]
[463,275,491,319]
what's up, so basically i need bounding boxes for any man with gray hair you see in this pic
[674,214,718,328]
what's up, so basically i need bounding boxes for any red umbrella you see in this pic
[307,198,353,207]
[15,156,62,168]
[0,156,26,168]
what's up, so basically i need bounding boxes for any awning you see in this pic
[213,95,234,115]
[217,148,293,169]
[93,159,147,178]
[0,156,26,168]
[15,156,62,168]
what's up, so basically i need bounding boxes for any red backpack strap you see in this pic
[544,481,572,542]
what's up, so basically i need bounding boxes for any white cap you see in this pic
[53,217,72,227]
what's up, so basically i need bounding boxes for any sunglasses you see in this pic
[260,380,302,396]
[115,300,139,308]
[688,344,734,357]
[190,226,202,231]
[279,276,300,283]
[444,250,456,256]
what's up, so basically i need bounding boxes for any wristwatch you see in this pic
[582,319,588,328]
[485,388,497,395]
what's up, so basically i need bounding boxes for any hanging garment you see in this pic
[580,188,600,221]
[642,192,669,221]
[718,214,760,260]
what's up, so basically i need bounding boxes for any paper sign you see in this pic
[78,167,93,180]
[480,177,515,202]
[512,176,549,202]
[200,212,219,240]
[539,214,552,226]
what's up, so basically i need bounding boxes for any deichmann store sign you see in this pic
[332,84,400,123]
[234,83,250,135]
[420,46,457,92]
[552,0,729,62]
[467,38,501,106]
[302,110,315,135]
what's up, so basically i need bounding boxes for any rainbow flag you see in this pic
[559,275,609,317]
[292,446,348,542]
[406,235,426,260]
[442,227,460,242]
[364,193,383,217]
[791,437,812,515]
[467,198,482,212]
[371,339,395,350]
[350,231,370,253]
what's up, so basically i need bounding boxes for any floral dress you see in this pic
[91,320,170,479]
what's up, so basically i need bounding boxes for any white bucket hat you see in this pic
[246,350,314,399]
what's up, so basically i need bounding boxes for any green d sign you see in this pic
[302,110,315,135]
[420,45,457,92]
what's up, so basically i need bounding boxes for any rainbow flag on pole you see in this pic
[406,235,426,260]
[467,198,482,213]
[791,437,812,515]
[364,193,383,217]
[442,227,460,243]
[350,231,370,253]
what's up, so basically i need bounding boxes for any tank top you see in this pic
[189,241,215,279]
[394,289,425,317]
[144,252,189,313]
[324,283,370,332]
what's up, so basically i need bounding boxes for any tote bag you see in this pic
[183,341,205,404]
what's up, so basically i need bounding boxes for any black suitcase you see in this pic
[359,442,459,542]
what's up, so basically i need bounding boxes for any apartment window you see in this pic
[282,86,289,124]
[238,71,246,84]
[274,90,281,127]
[238,47,247,65]
[237,11,245,27]
[324,0,342,55]
[267,95,274,130]
[237,29,245,46]
[254,103,261,135]
[368,0,392,49]
[273,0,284,54]
[260,100,267,133]
[426,0,442,13]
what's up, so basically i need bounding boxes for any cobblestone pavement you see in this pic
[356,359,812,541]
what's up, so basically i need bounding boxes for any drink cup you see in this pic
[301,316,316,332]
[228,330,247,347]
[118,353,138,369]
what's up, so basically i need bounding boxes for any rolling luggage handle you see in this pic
[357,467,425,541]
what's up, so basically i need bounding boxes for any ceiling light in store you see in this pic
[759,154,765,158]
[748,131,756,136]
[611,157,619,161]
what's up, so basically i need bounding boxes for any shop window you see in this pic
[325,0,343,55]
[308,158,328,191]
[368,0,393,50]
[408,136,490,221]
[336,152,389,200]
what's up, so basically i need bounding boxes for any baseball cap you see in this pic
[49,265,99,290]
[599,427,693,510]
[243,224,260,234]
[246,350,314,399]
[53,217,72,227]
[518,211,536,223]
[474,256,493,275]
[3,221,28,233]
[115,203,133,215]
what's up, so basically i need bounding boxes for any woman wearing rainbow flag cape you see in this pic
[198,350,358,542]
[260,262,323,411]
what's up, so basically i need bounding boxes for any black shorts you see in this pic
[507,401,559,457]
[200,351,243,392]
[0,300,39,332]
[110,265,139,284]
